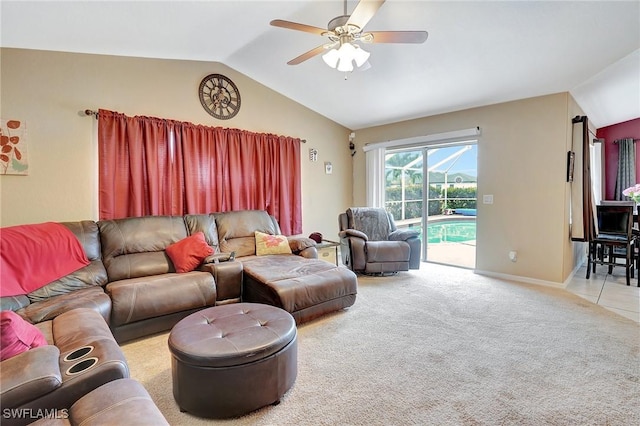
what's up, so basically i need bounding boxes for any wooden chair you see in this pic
[586,204,638,286]
[600,201,640,278]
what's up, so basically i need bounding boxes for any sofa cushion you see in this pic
[255,231,292,256]
[184,214,220,250]
[215,210,278,256]
[98,216,188,281]
[28,260,109,302]
[106,272,215,327]
[0,310,48,361]
[24,221,108,303]
[47,308,118,353]
[166,232,214,273]
[219,236,256,258]
[61,221,103,261]
[216,210,278,240]
[19,286,112,325]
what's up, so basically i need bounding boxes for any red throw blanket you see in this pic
[0,222,90,297]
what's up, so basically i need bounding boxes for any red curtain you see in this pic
[98,110,302,235]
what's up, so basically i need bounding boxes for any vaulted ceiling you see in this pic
[2,1,639,130]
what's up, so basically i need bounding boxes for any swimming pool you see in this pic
[427,220,476,244]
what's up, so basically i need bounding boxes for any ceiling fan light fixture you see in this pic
[322,48,340,68]
[352,45,370,67]
[337,41,356,65]
[323,41,370,72]
[336,56,354,73]
[359,59,372,72]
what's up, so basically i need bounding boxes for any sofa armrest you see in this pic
[339,229,368,241]
[389,229,420,242]
[0,345,62,408]
[199,261,243,303]
[288,237,315,253]
[203,252,236,264]
[287,237,317,259]
[297,246,318,259]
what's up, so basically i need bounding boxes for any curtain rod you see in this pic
[83,108,306,142]
[613,138,639,144]
[571,115,598,139]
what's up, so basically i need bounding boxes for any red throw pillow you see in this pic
[1,310,48,361]
[166,232,214,273]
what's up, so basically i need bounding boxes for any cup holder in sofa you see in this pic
[63,345,94,362]
[65,357,99,375]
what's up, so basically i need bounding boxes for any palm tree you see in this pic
[385,152,422,185]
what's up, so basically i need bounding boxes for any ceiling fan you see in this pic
[270,0,428,72]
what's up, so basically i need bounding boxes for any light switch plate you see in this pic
[483,194,494,204]
[324,162,333,174]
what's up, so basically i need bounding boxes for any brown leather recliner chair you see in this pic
[338,207,421,275]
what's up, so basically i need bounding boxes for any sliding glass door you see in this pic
[385,142,478,268]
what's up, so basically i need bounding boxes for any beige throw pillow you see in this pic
[255,231,292,256]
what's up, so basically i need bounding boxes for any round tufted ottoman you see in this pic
[168,303,297,418]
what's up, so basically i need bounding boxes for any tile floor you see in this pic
[565,264,640,323]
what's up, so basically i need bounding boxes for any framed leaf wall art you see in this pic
[1,119,29,175]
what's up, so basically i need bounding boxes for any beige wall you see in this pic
[0,48,352,239]
[564,96,590,281]
[353,93,579,284]
[0,48,587,283]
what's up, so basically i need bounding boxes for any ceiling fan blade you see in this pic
[287,45,327,65]
[366,31,429,44]
[270,19,327,36]
[347,0,385,29]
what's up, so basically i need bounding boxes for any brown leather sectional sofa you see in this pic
[2,209,357,343]
[0,209,358,424]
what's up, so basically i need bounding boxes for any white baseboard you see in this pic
[563,254,588,287]
[473,253,589,290]
[473,269,565,289]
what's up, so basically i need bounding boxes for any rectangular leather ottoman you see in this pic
[240,255,357,323]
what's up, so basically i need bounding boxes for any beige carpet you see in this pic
[121,263,640,425]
